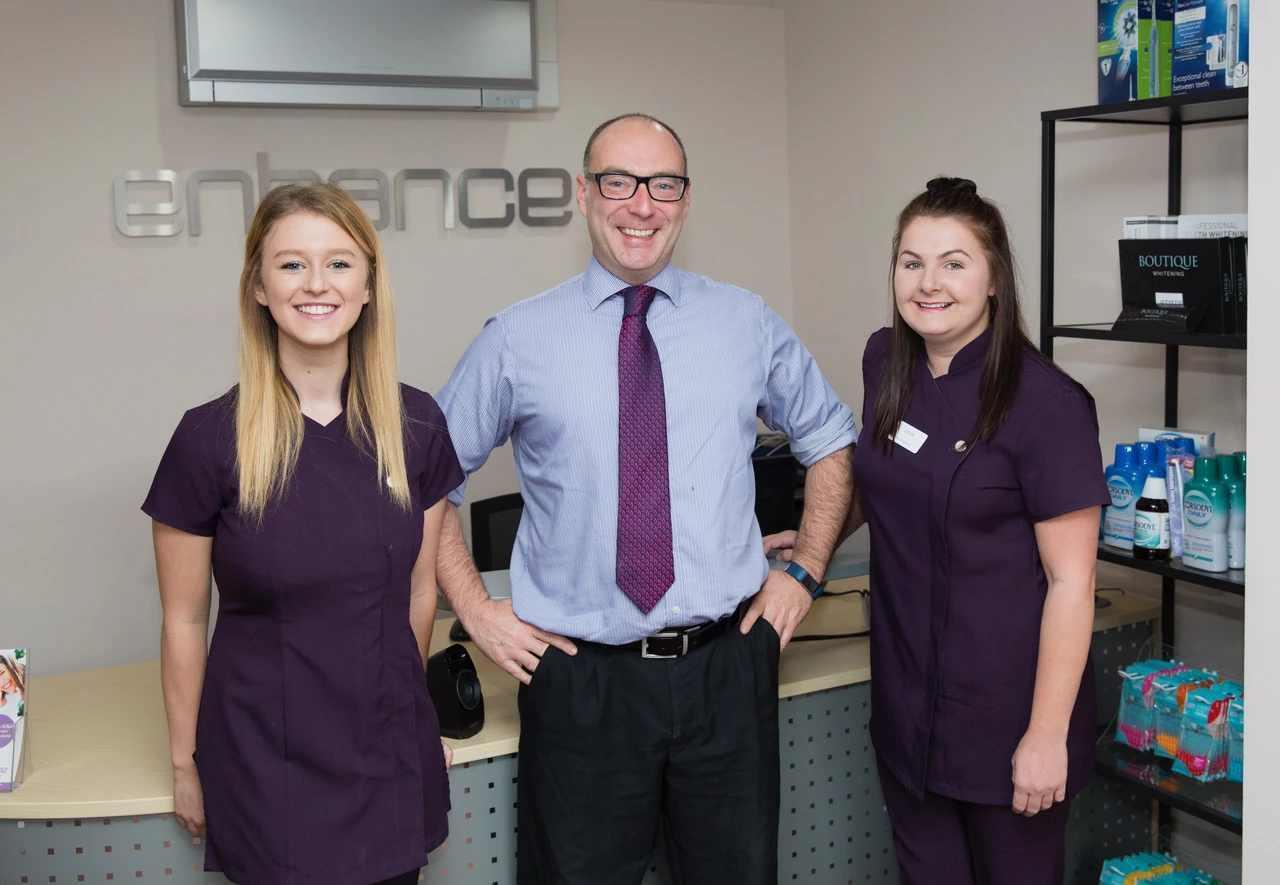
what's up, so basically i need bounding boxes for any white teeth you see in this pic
[620,227,656,238]
[297,305,336,315]
[919,302,951,309]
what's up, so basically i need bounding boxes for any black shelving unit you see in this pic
[1095,740,1241,834]
[1039,91,1248,851]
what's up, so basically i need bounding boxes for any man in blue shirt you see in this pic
[436,113,856,885]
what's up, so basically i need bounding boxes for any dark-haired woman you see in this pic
[766,179,1109,884]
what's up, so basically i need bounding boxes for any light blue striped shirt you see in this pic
[437,258,857,644]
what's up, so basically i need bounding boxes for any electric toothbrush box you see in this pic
[1173,0,1249,94]
[1114,238,1235,334]
[1099,0,1139,104]
[1139,0,1175,98]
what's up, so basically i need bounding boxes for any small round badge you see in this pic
[954,440,967,452]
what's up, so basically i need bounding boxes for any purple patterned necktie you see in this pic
[616,285,675,614]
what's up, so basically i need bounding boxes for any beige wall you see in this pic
[784,0,1248,877]
[0,0,791,676]
[1243,0,1275,876]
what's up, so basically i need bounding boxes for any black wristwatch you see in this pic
[782,562,824,599]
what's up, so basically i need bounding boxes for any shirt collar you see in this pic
[583,256,684,310]
[946,325,994,376]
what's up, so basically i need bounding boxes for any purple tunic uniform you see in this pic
[142,383,463,885]
[857,327,1110,806]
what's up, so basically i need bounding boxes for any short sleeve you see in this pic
[435,316,517,505]
[403,387,466,511]
[860,328,892,436]
[1013,373,1111,523]
[141,403,232,537]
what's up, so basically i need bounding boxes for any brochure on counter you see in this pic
[0,649,28,791]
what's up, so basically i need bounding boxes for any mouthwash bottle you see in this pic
[1134,475,1172,562]
[1182,457,1229,572]
[1218,456,1246,570]
[1104,444,1144,551]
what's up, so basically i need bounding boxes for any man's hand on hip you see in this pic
[462,597,578,684]
[739,569,813,652]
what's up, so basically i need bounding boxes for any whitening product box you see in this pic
[0,649,27,792]
[1177,213,1248,238]
[1100,0,1140,103]
[1174,0,1249,94]
[1139,427,1217,455]
[1116,238,1236,333]
[1139,0,1175,98]
[1124,216,1179,238]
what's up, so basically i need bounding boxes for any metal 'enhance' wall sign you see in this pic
[114,152,575,237]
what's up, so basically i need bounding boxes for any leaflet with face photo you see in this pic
[0,649,28,792]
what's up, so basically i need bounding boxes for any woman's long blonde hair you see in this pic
[236,181,410,520]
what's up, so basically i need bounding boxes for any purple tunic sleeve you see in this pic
[402,385,465,511]
[141,397,234,536]
[1011,367,1111,524]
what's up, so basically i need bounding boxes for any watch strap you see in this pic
[782,561,824,599]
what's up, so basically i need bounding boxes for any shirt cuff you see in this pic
[788,407,858,468]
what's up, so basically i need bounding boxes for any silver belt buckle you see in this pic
[640,630,688,659]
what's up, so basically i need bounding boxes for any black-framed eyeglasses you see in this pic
[588,172,689,202]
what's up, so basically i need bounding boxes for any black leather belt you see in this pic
[585,606,745,659]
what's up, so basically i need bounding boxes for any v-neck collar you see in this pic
[286,369,351,431]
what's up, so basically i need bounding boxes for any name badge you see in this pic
[889,421,927,454]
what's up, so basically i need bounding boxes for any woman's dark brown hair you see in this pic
[871,177,1035,452]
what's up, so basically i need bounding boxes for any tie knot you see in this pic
[622,285,659,318]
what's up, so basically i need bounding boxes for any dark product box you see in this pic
[1114,238,1244,334]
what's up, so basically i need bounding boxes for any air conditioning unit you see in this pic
[175,0,559,111]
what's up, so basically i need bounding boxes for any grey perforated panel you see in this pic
[0,620,1155,884]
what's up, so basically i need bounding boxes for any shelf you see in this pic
[1094,738,1241,834]
[1097,546,1245,595]
[1043,90,1249,126]
[1050,324,1247,350]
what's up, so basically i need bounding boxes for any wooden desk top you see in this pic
[0,585,1157,819]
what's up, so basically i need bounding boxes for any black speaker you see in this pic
[426,643,485,739]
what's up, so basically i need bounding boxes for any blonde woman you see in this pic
[143,182,462,885]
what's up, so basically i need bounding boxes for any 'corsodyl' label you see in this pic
[1184,491,1214,528]
[1109,478,1136,510]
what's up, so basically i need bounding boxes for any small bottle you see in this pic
[1133,475,1172,562]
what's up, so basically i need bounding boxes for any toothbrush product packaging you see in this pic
[1226,695,1243,782]
[1173,681,1241,781]
[1099,0,1141,103]
[1116,659,1176,749]
[1139,0,1175,97]
[0,649,28,792]
[1115,238,1237,334]
[1153,668,1219,759]
[1173,0,1249,94]
[1167,452,1196,557]
[1139,427,1216,455]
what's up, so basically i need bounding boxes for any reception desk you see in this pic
[0,575,1158,884]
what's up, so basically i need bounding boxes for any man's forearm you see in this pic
[436,502,492,624]
[790,444,854,580]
